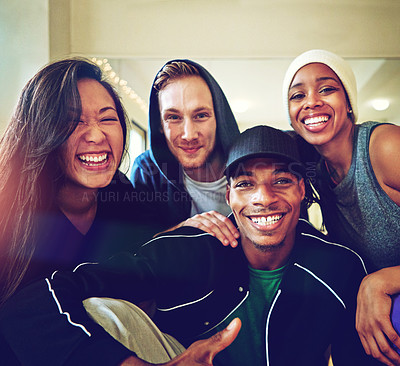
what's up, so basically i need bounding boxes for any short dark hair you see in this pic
[227,160,303,182]
[224,126,317,208]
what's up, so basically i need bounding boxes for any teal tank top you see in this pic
[317,121,400,272]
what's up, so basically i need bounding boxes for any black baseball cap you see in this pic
[225,125,305,179]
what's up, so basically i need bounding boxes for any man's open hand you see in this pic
[120,318,241,366]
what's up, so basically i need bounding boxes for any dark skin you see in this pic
[190,66,400,366]
[288,63,400,366]
[119,318,241,366]
[120,157,305,365]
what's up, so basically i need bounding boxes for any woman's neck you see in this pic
[315,124,355,184]
[56,183,98,235]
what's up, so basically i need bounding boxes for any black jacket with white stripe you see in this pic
[0,219,379,365]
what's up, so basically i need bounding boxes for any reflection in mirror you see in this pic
[101,58,400,133]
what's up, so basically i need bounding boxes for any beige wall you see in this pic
[0,0,148,133]
[2,0,400,133]
[69,0,400,58]
[49,0,72,60]
[0,0,50,132]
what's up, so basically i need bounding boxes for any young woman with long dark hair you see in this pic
[0,58,137,309]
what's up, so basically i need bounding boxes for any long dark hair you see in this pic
[0,58,128,306]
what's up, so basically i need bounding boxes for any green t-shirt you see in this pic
[213,265,286,366]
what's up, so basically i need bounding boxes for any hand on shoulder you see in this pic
[153,211,239,247]
[182,211,240,247]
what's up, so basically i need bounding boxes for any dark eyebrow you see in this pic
[289,76,340,91]
[273,167,290,174]
[289,82,304,90]
[232,166,290,179]
[231,169,253,179]
[99,106,117,114]
[317,76,341,84]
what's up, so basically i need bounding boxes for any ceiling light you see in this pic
[91,57,148,113]
[371,99,390,111]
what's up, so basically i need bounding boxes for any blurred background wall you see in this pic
[1,0,399,135]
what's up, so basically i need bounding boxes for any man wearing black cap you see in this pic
[1,127,379,365]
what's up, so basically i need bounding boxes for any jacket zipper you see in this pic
[265,288,281,366]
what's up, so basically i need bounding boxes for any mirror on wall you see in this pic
[97,57,400,132]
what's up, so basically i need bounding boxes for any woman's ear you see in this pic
[347,104,354,123]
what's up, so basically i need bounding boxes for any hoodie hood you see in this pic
[148,59,240,183]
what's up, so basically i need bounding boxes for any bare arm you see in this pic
[356,124,400,365]
[120,318,241,366]
[356,266,400,366]
[369,124,400,205]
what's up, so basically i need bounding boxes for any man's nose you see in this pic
[181,119,199,141]
[251,184,278,206]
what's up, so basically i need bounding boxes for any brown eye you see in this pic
[235,181,253,189]
[289,92,305,101]
[320,87,338,94]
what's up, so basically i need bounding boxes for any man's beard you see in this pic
[252,239,285,253]
[183,158,208,171]
[183,147,223,181]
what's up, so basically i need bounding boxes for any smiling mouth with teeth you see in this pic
[303,115,329,126]
[78,153,108,166]
[250,215,283,226]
